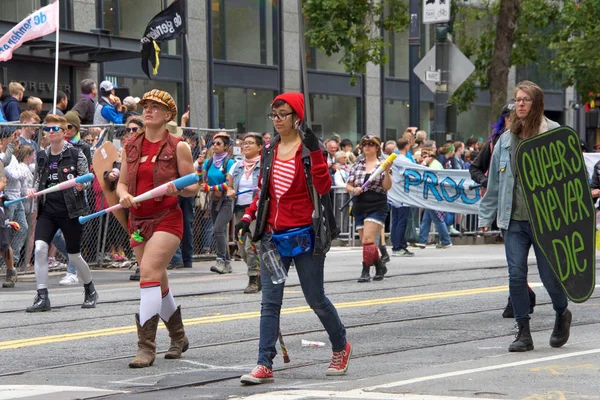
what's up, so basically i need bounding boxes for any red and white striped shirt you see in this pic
[272,157,296,199]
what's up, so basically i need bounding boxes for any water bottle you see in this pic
[261,238,288,284]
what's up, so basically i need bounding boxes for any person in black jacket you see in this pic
[470,103,536,319]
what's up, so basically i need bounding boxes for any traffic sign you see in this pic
[413,43,475,95]
[423,0,450,24]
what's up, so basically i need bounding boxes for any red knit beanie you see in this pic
[271,92,305,123]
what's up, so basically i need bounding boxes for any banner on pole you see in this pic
[0,1,59,62]
[388,159,482,214]
[140,0,186,79]
[516,127,596,303]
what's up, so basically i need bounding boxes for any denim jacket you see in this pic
[230,159,260,206]
[478,117,560,230]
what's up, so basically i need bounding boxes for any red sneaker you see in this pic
[240,365,274,385]
[326,341,352,376]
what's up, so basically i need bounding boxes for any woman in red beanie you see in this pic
[236,92,351,384]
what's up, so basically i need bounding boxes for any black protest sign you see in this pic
[516,126,596,303]
[140,0,186,79]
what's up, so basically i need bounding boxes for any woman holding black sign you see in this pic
[478,80,571,353]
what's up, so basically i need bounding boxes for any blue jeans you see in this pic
[419,209,451,246]
[258,235,346,369]
[171,196,195,265]
[391,206,410,251]
[503,220,568,321]
[6,202,28,266]
[52,230,77,274]
[445,212,455,226]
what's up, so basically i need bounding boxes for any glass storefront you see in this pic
[384,100,433,141]
[456,104,491,143]
[0,0,71,29]
[213,86,276,133]
[309,94,362,144]
[113,76,182,117]
[212,0,278,66]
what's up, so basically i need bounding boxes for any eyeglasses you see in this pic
[66,124,74,130]
[267,112,293,121]
[126,127,139,133]
[362,141,377,147]
[242,141,256,146]
[42,126,61,132]
[212,141,224,146]
[513,98,533,104]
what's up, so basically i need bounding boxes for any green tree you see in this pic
[303,0,409,85]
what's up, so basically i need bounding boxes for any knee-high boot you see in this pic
[162,306,189,359]
[129,314,160,368]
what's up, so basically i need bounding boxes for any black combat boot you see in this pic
[508,319,534,352]
[358,262,371,283]
[82,281,98,308]
[502,296,514,318]
[549,309,572,348]
[373,259,388,281]
[26,288,51,312]
[528,286,536,314]
[379,245,390,264]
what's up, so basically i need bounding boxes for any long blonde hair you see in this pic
[510,80,545,139]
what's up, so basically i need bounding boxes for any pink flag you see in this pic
[0,1,59,62]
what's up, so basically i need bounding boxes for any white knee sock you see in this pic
[34,240,49,290]
[67,253,92,284]
[160,287,177,321]
[139,282,162,326]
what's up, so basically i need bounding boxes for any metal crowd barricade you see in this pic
[179,127,239,259]
[0,122,133,269]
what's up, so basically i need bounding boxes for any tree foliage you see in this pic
[303,0,409,85]
[304,0,600,118]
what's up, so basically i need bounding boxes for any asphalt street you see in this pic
[0,244,599,400]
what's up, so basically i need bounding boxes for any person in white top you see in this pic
[227,133,262,293]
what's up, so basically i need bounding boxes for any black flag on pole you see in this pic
[140,0,186,79]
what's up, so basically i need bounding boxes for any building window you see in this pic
[213,86,277,133]
[114,76,182,120]
[212,0,278,66]
[309,94,362,144]
[101,0,180,55]
[384,100,433,141]
[456,104,491,143]
[0,0,71,29]
[384,29,409,79]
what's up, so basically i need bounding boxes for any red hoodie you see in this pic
[242,143,331,232]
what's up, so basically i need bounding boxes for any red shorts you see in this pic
[129,207,183,248]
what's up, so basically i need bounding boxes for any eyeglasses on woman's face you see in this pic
[212,141,224,146]
[126,127,140,133]
[266,112,293,121]
[242,141,257,147]
[362,141,377,147]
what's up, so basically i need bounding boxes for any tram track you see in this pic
[0,263,516,316]
[0,273,515,330]
[4,301,599,398]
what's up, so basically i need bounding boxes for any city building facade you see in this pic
[0,0,575,145]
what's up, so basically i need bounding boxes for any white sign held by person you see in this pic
[0,1,59,62]
[388,159,482,214]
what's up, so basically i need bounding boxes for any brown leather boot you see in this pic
[2,268,17,288]
[162,306,189,359]
[244,276,260,294]
[129,314,159,368]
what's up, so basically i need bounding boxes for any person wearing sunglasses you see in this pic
[479,80,569,353]
[237,92,350,384]
[116,90,197,368]
[345,135,391,283]
[25,114,97,312]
